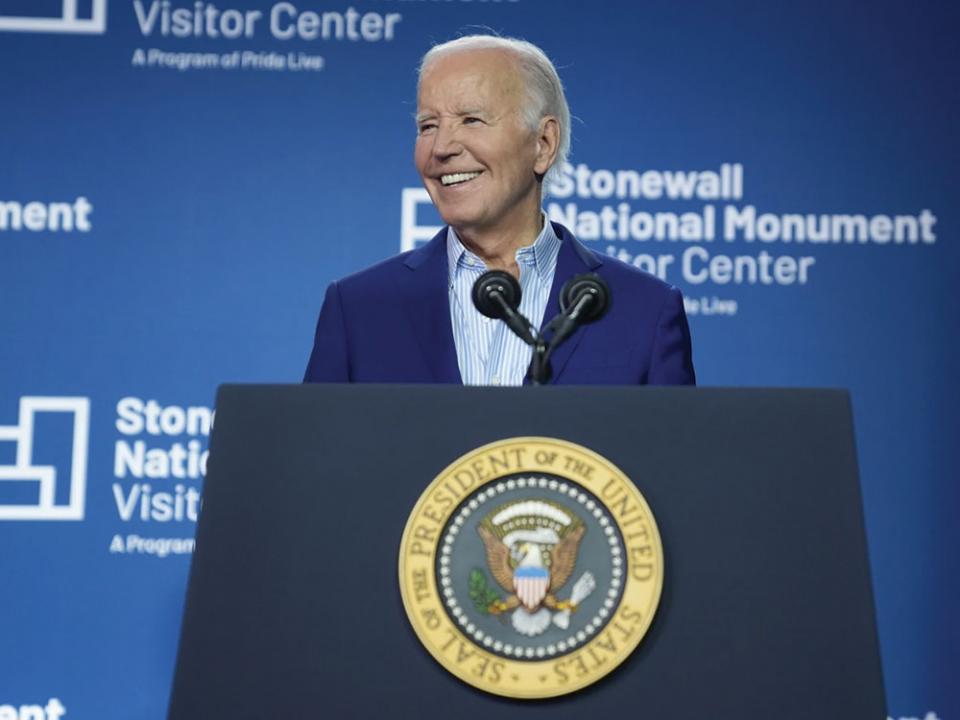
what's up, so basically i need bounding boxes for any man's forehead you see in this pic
[417,49,522,111]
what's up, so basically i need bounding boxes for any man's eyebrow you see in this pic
[414,109,487,123]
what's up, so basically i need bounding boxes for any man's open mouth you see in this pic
[440,172,482,187]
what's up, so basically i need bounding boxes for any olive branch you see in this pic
[468,568,502,615]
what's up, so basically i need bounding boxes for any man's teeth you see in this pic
[441,172,481,186]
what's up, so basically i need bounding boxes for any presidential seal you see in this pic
[398,437,663,699]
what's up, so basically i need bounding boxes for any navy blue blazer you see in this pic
[303,223,695,385]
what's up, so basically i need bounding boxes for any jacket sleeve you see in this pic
[303,281,351,383]
[647,286,696,386]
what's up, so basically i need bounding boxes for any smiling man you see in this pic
[415,46,555,278]
[304,35,695,386]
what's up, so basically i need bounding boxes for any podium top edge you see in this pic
[213,383,852,404]
[216,383,851,393]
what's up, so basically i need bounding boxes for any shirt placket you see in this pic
[464,258,493,384]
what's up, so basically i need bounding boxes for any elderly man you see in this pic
[304,35,695,385]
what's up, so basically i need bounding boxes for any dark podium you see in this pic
[168,385,886,718]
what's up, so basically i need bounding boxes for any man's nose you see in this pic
[432,122,463,160]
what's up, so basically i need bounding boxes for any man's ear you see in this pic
[533,116,560,176]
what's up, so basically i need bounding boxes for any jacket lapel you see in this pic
[538,223,603,384]
[401,229,462,384]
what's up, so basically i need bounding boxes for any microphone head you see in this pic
[472,270,522,319]
[559,273,611,323]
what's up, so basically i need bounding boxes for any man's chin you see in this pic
[435,206,485,233]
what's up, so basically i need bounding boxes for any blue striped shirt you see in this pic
[447,215,561,386]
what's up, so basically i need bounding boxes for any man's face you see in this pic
[415,49,544,238]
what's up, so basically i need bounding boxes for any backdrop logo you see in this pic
[0,0,107,34]
[401,187,439,252]
[0,397,90,521]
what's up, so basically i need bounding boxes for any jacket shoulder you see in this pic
[335,250,414,292]
[598,250,679,299]
[333,228,446,295]
[557,222,679,302]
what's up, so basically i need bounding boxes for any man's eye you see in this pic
[464,117,482,125]
[418,123,437,134]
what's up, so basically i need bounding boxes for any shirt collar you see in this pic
[446,211,561,282]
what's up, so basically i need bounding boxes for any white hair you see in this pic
[418,34,571,189]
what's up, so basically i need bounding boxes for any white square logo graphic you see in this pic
[400,187,441,252]
[0,397,89,520]
[0,0,107,34]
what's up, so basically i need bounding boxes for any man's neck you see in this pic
[455,208,545,279]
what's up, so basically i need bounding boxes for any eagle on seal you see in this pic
[478,523,585,618]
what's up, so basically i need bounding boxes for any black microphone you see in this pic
[559,273,611,323]
[471,270,538,346]
[545,273,611,352]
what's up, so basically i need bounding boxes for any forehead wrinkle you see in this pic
[418,50,525,121]
[416,93,513,127]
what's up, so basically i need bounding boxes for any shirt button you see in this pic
[490,376,500,386]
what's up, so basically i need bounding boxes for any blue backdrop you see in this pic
[1,1,957,717]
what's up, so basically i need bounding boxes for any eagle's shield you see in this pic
[513,566,550,610]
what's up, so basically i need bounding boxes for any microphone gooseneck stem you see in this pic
[490,291,537,346]
[525,293,598,385]
[543,293,595,364]
[529,338,549,385]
